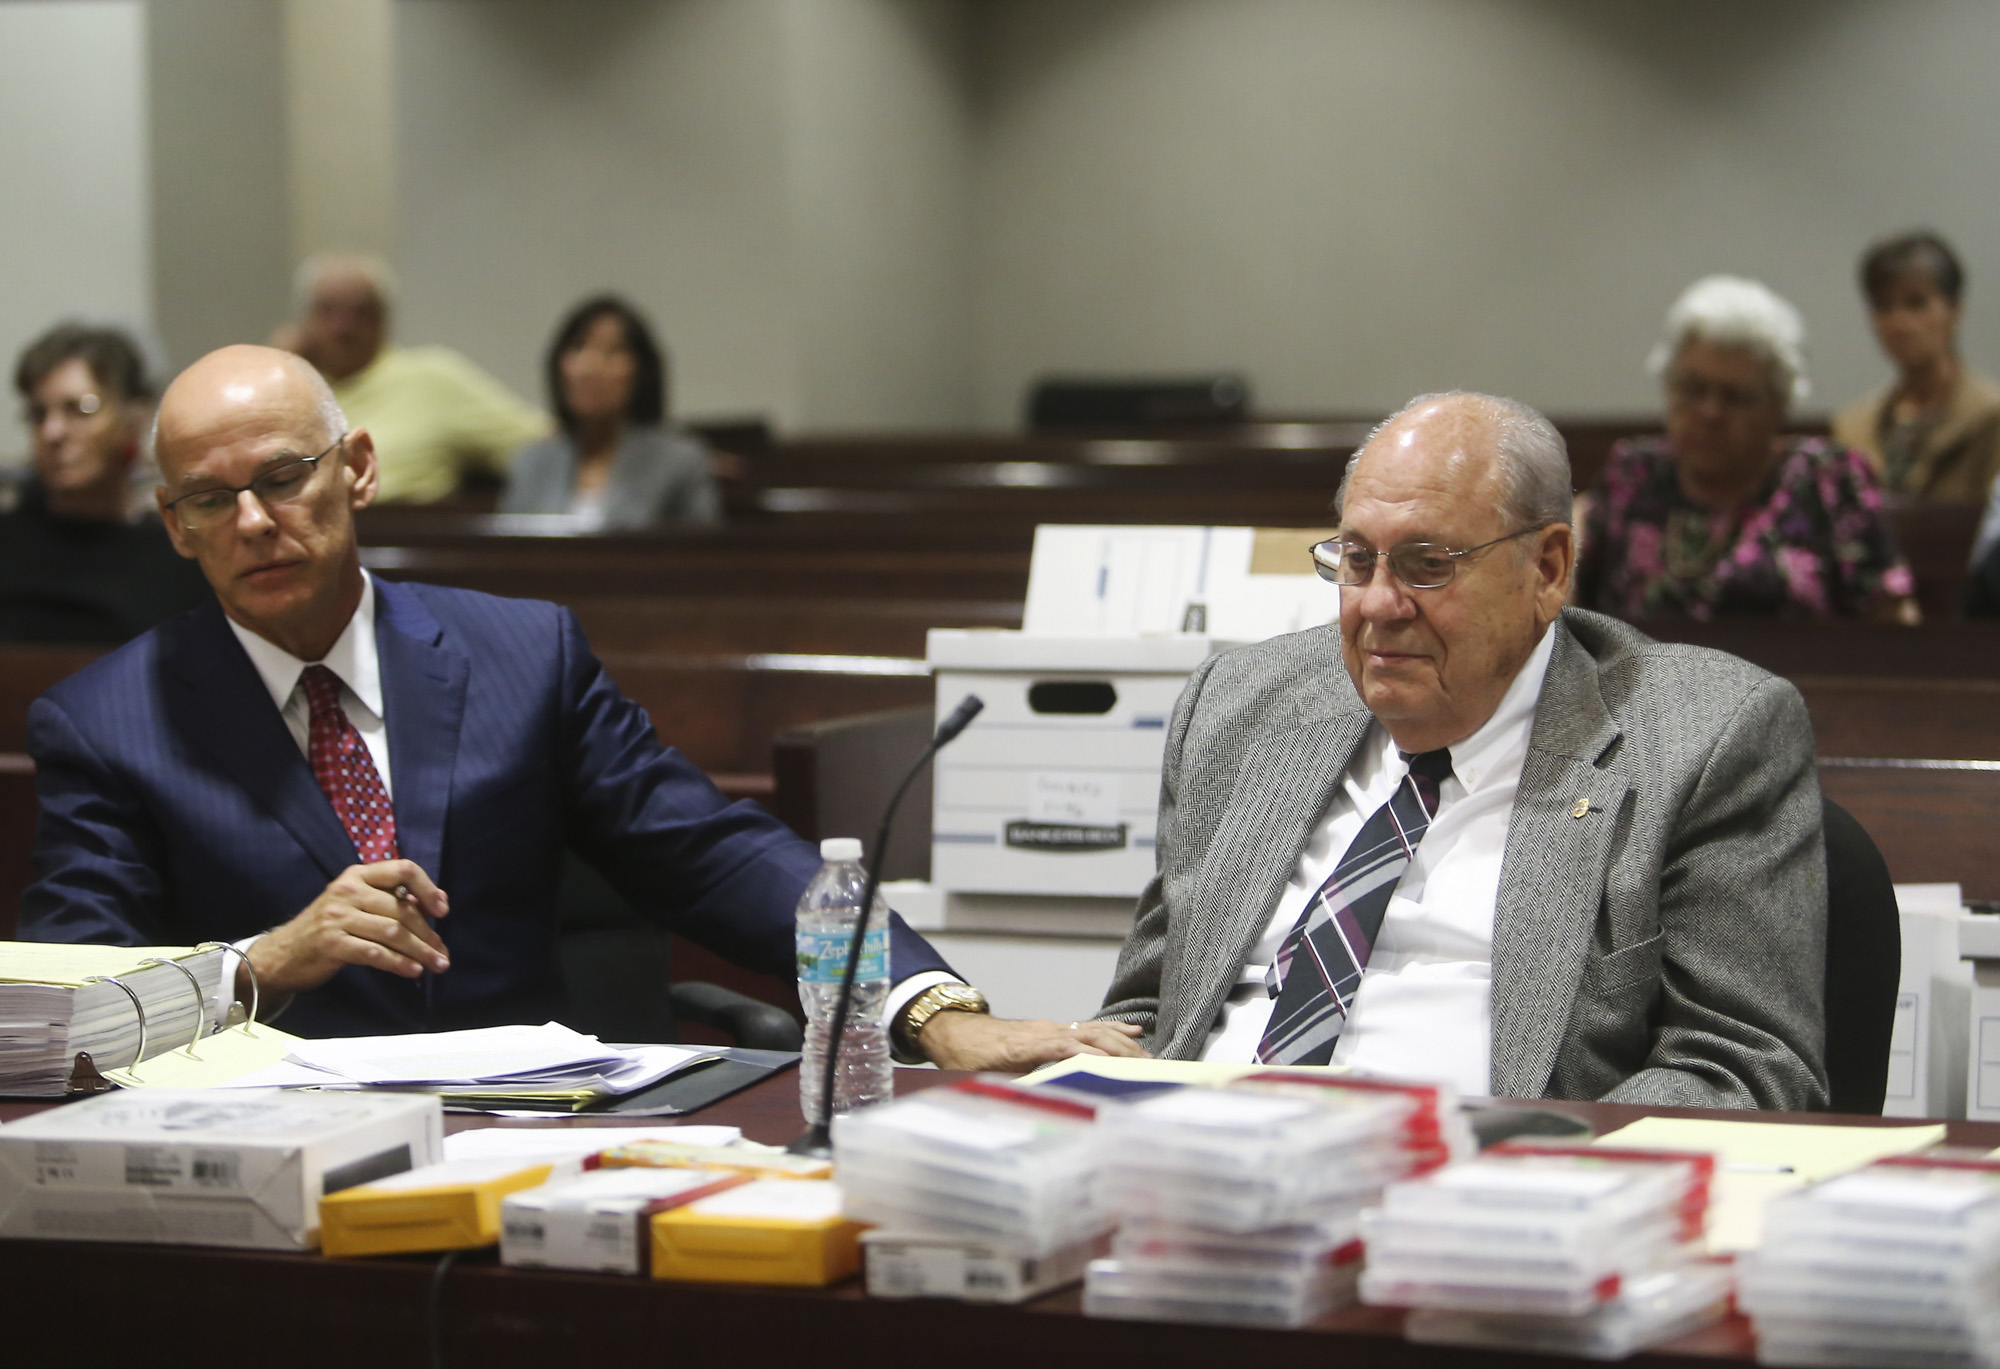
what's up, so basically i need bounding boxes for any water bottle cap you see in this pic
[820,837,863,862]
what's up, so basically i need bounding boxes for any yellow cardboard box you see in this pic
[650,1179,864,1286]
[321,1157,555,1257]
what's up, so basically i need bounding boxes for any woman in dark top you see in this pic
[1576,276,1918,623]
[501,295,721,529]
[2,324,209,644]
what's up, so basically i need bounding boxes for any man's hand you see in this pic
[245,860,450,997]
[918,1011,1149,1072]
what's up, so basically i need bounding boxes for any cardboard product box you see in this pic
[927,631,1226,898]
[590,1140,831,1180]
[0,1088,441,1250]
[320,1156,559,1257]
[501,1166,749,1275]
[650,1179,865,1286]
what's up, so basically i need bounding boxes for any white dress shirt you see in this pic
[1199,626,1558,1097]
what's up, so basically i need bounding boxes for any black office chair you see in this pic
[554,851,804,1052]
[1820,797,1901,1114]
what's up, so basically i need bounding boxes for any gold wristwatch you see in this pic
[892,983,990,1061]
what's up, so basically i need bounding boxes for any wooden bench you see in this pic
[1819,758,2000,901]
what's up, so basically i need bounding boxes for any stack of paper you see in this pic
[0,943,227,1095]
[219,1022,715,1110]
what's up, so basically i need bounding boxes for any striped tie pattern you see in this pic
[301,664,399,864]
[1255,747,1453,1066]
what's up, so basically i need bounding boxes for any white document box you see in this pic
[0,1088,442,1250]
[928,630,1226,897]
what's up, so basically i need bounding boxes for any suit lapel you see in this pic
[161,603,357,880]
[1169,660,1375,1058]
[1489,621,1630,1099]
[374,581,468,882]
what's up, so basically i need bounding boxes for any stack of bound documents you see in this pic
[1364,1147,1731,1358]
[1085,1076,1456,1328]
[0,942,227,1095]
[1740,1156,2000,1368]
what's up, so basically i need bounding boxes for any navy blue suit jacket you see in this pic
[20,579,950,1036]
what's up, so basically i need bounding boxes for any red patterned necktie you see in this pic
[301,664,399,864]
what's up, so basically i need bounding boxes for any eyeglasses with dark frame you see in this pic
[1310,526,1545,591]
[163,436,345,531]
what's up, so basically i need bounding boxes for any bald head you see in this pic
[156,345,346,486]
[1339,392,1571,532]
[152,344,378,661]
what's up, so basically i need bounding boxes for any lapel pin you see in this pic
[1571,798,1591,819]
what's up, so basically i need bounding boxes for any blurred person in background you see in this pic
[0,324,208,643]
[501,295,720,529]
[1833,230,2000,507]
[1575,275,1918,623]
[281,253,546,504]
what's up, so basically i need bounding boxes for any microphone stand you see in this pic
[788,695,983,1158]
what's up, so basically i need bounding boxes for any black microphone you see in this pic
[788,694,984,1157]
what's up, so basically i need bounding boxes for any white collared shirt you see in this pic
[1199,626,1558,1097]
[224,572,391,794]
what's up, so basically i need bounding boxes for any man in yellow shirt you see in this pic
[284,254,547,504]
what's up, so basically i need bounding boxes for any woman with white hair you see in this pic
[1575,275,1918,622]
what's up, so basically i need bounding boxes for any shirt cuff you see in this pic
[883,970,962,1059]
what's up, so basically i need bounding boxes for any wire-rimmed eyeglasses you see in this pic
[1309,526,1543,590]
[162,436,344,531]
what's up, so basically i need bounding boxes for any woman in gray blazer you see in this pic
[501,295,722,529]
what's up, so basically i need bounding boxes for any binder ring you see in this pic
[194,941,260,1029]
[139,957,209,1058]
[81,973,149,1070]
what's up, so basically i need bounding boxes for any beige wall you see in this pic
[284,0,396,264]
[0,0,154,468]
[147,0,293,371]
[392,0,972,428]
[968,0,2000,425]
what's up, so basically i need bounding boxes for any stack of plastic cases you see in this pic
[1741,1156,2000,1369]
[831,1077,1106,1262]
[1361,1148,1719,1346]
[1085,1080,1444,1327]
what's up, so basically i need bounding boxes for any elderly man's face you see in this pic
[299,271,386,383]
[1336,404,1572,753]
[155,347,378,660]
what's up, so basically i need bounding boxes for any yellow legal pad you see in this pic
[320,1157,555,1257]
[650,1179,864,1286]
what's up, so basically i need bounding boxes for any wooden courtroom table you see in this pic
[1,1073,1989,1369]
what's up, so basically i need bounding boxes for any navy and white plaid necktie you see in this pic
[1255,747,1453,1066]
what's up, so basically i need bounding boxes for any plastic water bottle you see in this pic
[796,837,893,1123]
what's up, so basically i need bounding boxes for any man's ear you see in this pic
[1533,523,1575,625]
[343,429,380,510]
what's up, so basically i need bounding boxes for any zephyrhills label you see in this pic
[1004,820,1128,852]
[797,927,887,984]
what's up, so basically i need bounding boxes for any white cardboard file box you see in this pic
[927,631,1224,898]
[0,1088,442,1250]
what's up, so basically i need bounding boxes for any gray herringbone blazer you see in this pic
[1098,608,1829,1110]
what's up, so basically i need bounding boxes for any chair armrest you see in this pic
[669,981,804,1053]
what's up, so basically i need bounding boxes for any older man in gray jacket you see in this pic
[1098,391,1827,1110]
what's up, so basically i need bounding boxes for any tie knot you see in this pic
[300,664,344,715]
[1402,748,1454,784]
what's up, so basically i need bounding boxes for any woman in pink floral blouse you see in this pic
[1576,275,1920,623]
